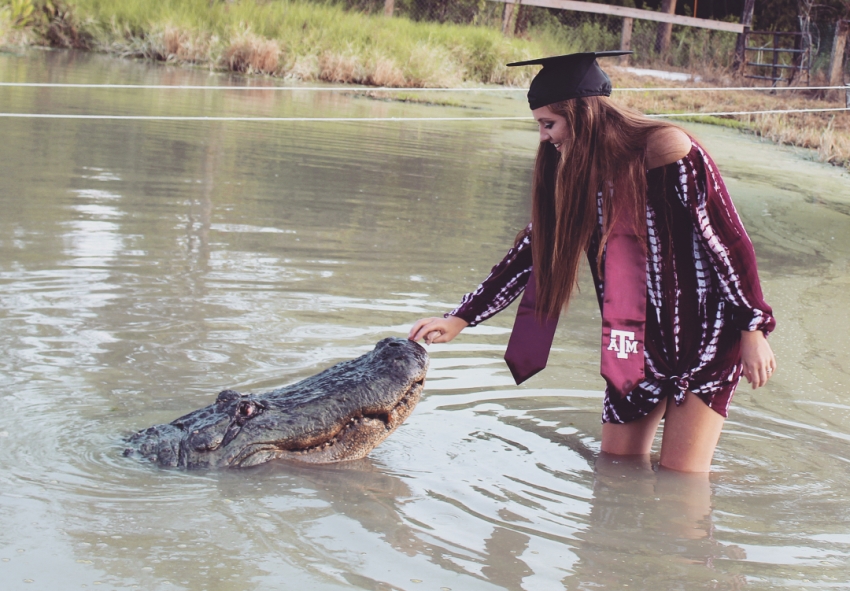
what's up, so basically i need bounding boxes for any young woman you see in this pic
[408,52,777,473]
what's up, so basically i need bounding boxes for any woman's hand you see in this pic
[408,316,469,345]
[740,330,776,389]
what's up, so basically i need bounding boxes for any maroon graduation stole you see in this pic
[599,212,646,396]
[504,213,646,396]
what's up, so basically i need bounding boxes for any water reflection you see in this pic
[571,455,749,590]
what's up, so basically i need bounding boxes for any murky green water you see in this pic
[2,49,850,590]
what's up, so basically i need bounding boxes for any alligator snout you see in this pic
[125,338,429,469]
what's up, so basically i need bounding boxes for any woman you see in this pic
[408,52,776,473]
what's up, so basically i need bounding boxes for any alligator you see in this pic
[124,338,428,469]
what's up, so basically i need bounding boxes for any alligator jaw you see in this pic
[230,369,426,467]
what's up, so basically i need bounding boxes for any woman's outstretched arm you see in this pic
[408,224,534,343]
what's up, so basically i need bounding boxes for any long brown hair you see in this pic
[530,95,680,318]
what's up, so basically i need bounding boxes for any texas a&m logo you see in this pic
[607,329,638,359]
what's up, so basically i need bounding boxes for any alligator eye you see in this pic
[230,398,267,426]
[237,401,256,418]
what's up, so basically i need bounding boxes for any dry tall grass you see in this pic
[611,69,850,168]
[222,29,280,75]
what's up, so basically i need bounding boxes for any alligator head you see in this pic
[124,338,429,469]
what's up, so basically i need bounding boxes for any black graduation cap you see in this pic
[507,51,632,110]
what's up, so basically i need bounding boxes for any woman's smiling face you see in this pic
[532,105,570,153]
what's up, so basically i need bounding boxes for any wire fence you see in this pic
[3,81,847,120]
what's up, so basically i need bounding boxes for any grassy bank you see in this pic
[1,0,554,87]
[1,0,848,167]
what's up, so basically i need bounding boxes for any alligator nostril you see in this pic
[388,341,401,347]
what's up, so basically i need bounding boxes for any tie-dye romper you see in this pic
[446,141,776,424]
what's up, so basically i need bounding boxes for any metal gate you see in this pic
[744,30,812,85]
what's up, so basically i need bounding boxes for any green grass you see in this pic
[646,114,749,129]
[51,0,567,87]
[355,90,472,108]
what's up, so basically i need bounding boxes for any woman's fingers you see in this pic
[409,318,443,342]
[756,366,768,389]
[408,318,436,341]
[424,330,441,345]
[743,360,775,389]
[760,360,776,388]
[408,316,469,344]
[743,363,760,388]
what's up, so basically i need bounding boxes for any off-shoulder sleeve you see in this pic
[447,224,533,326]
[677,142,776,334]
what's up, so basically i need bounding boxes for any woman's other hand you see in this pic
[408,316,469,345]
[740,330,776,389]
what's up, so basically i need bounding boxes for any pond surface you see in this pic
[2,49,850,590]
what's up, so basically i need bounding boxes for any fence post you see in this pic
[654,0,677,55]
[502,1,516,36]
[846,84,850,108]
[620,18,633,65]
[828,19,849,98]
[772,31,780,85]
[383,0,394,17]
[733,0,755,71]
